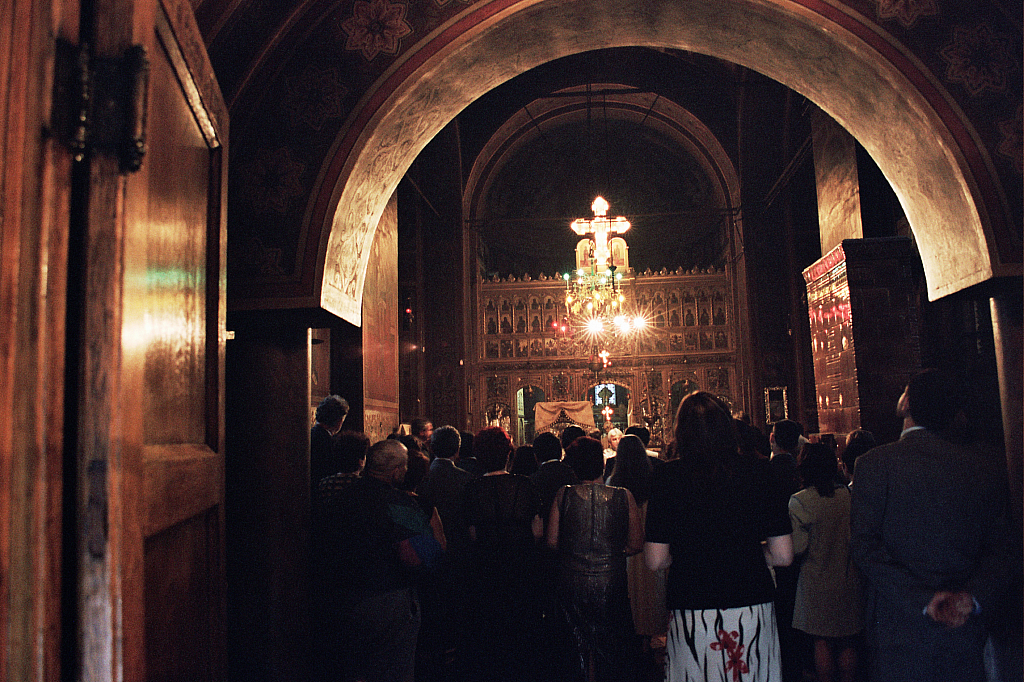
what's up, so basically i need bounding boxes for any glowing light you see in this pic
[561,196,637,352]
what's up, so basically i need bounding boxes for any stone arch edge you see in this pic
[312,0,1005,325]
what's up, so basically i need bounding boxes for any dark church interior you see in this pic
[1,0,1020,680]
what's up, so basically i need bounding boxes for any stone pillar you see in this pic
[990,293,1023,523]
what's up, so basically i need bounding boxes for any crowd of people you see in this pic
[308,368,1016,682]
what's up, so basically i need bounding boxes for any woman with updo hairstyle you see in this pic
[645,391,793,682]
[461,426,543,680]
[790,442,863,682]
[609,434,667,648]
[547,436,644,682]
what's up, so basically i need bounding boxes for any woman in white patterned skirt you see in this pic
[645,392,793,682]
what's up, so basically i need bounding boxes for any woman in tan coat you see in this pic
[789,442,864,682]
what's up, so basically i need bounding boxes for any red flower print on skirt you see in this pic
[710,629,750,681]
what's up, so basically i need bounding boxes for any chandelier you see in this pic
[560,197,647,353]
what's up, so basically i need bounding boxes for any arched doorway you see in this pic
[314,0,1010,325]
[485,401,513,435]
[669,377,702,428]
[587,382,630,433]
[516,385,546,445]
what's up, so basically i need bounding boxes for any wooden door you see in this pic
[0,1,78,680]
[73,0,228,680]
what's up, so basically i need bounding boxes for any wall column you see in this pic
[225,319,312,682]
[990,293,1023,522]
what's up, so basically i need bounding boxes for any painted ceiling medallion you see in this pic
[874,0,939,29]
[341,0,414,62]
[939,23,1016,97]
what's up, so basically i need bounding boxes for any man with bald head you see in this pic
[316,438,441,682]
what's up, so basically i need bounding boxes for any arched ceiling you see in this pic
[471,114,731,278]
[195,0,1022,322]
[462,73,739,279]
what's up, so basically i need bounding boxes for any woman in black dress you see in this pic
[461,426,543,681]
[547,436,644,682]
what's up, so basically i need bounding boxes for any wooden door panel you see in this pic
[139,18,210,447]
[75,0,227,679]
[127,3,228,680]
[144,506,220,682]
[143,444,221,537]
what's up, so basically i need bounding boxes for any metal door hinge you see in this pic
[53,39,149,173]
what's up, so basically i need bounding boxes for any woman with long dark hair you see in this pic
[645,392,793,681]
[608,435,667,648]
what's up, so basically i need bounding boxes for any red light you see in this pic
[405,308,412,314]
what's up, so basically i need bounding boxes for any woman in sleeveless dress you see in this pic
[547,436,644,682]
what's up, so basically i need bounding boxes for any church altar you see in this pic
[534,401,597,435]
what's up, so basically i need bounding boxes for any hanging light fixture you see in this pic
[561,196,644,353]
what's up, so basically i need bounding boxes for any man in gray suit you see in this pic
[851,369,1014,682]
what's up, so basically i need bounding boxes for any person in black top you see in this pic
[310,395,349,490]
[769,418,805,682]
[646,391,793,682]
[461,426,543,681]
[531,431,578,525]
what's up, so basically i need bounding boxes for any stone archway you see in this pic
[315,0,1010,326]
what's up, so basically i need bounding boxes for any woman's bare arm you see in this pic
[645,541,671,571]
[624,490,644,556]
[546,488,564,550]
[764,534,794,567]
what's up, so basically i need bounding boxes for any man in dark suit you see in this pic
[530,431,578,526]
[417,425,473,550]
[310,394,349,490]
[851,369,1014,682]
[416,425,473,678]
[768,418,805,682]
